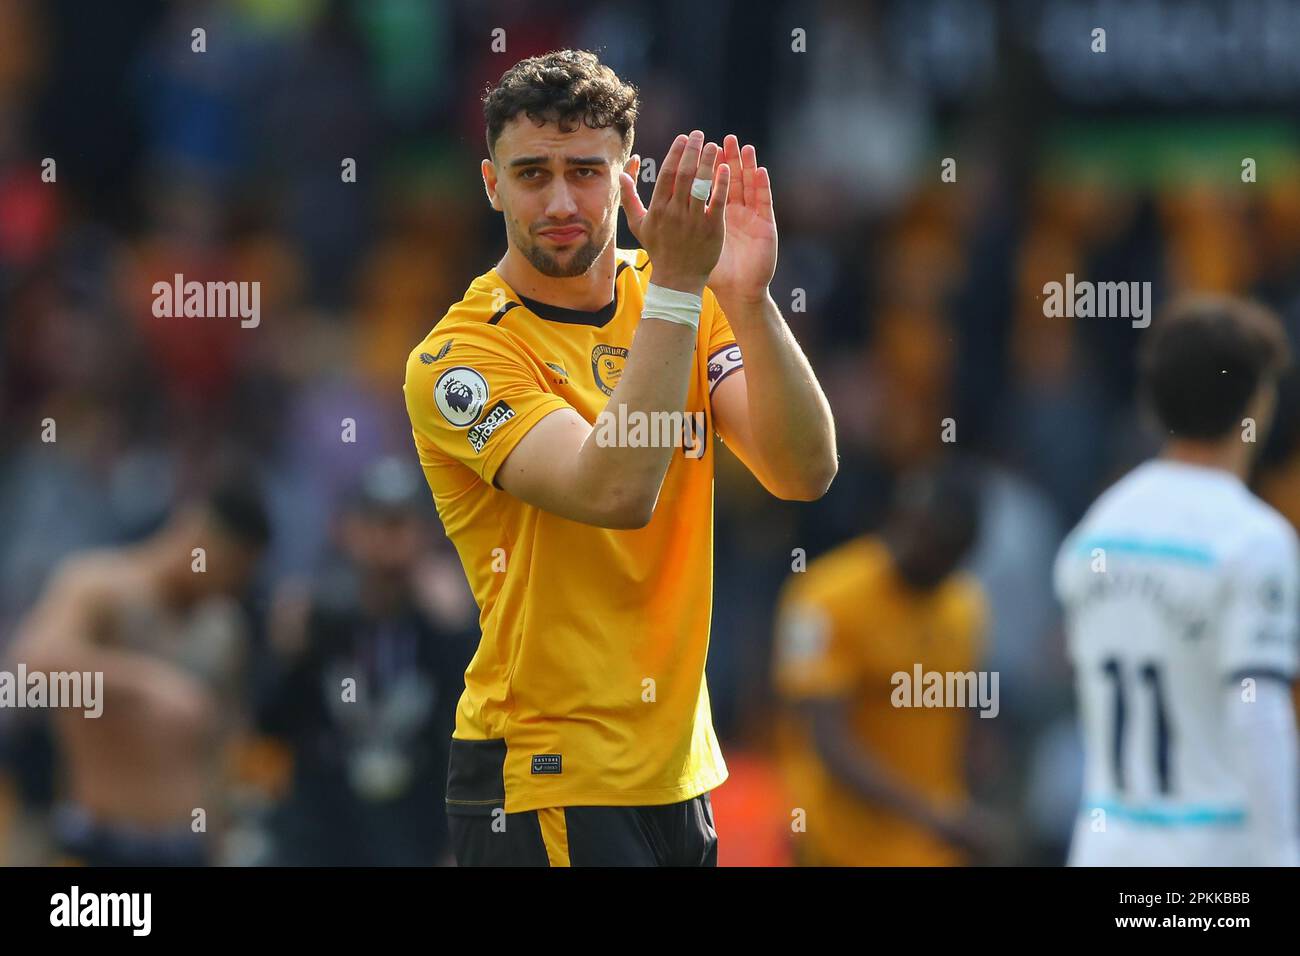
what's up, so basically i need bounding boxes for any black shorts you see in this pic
[446,739,718,867]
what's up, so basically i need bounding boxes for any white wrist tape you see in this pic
[642,282,703,331]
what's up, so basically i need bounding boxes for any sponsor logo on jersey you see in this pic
[591,344,628,396]
[467,399,515,453]
[420,339,454,364]
[433,366,489,427]
[531,753,562,775]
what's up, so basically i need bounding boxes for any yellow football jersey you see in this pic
[773,535,988,866]
[404,247,742,813]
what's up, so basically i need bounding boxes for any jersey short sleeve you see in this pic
[703,290,743,400]
[773,586,861,700]
[404,329,572,487]
[1219,525,1300,681]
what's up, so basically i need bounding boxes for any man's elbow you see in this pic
[600,503,656,530]
[775,457,838,502]
[592,485,658,530]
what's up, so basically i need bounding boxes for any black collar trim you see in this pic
[518,294,617,327]
[508,260,629,329]
[487,302,521,326]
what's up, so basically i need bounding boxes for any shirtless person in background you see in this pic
[8,478,270,865]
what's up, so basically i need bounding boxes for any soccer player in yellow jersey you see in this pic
[403,50,837,866]
[774,463,1007,866]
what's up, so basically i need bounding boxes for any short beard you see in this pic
[522,229,608,278]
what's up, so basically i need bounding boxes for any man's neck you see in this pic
[495,242,617,311]
[1160,438,1251,481]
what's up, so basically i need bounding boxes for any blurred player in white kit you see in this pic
[1055,295,1298,866]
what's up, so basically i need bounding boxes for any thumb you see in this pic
[619,171,647,235]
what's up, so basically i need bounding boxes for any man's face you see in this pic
[483,117,633,278]
[885,507,975,592]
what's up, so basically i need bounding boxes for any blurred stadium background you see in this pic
[2,0,1300,866]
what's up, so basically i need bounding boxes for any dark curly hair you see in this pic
[1140,294,1292,440]
[483,50,639,160]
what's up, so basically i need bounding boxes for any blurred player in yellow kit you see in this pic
[774,462,1006,865]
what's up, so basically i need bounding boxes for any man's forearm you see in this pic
[717,290,837,497]
[578,314,698,521]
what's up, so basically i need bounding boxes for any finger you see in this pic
[651,134,688,207]
[673,130,705,208]
[723,135,744,208]
[689,142,720,213]
[619,171,647,233]
[755,166,774,221]
[741,143,759,209]
[707,162,730,218]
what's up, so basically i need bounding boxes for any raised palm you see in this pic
[708,135,778,302]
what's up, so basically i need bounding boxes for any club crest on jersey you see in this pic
[591,344,627,396]
[433,366,489,427]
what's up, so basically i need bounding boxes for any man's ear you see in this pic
[481,158,501,211]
